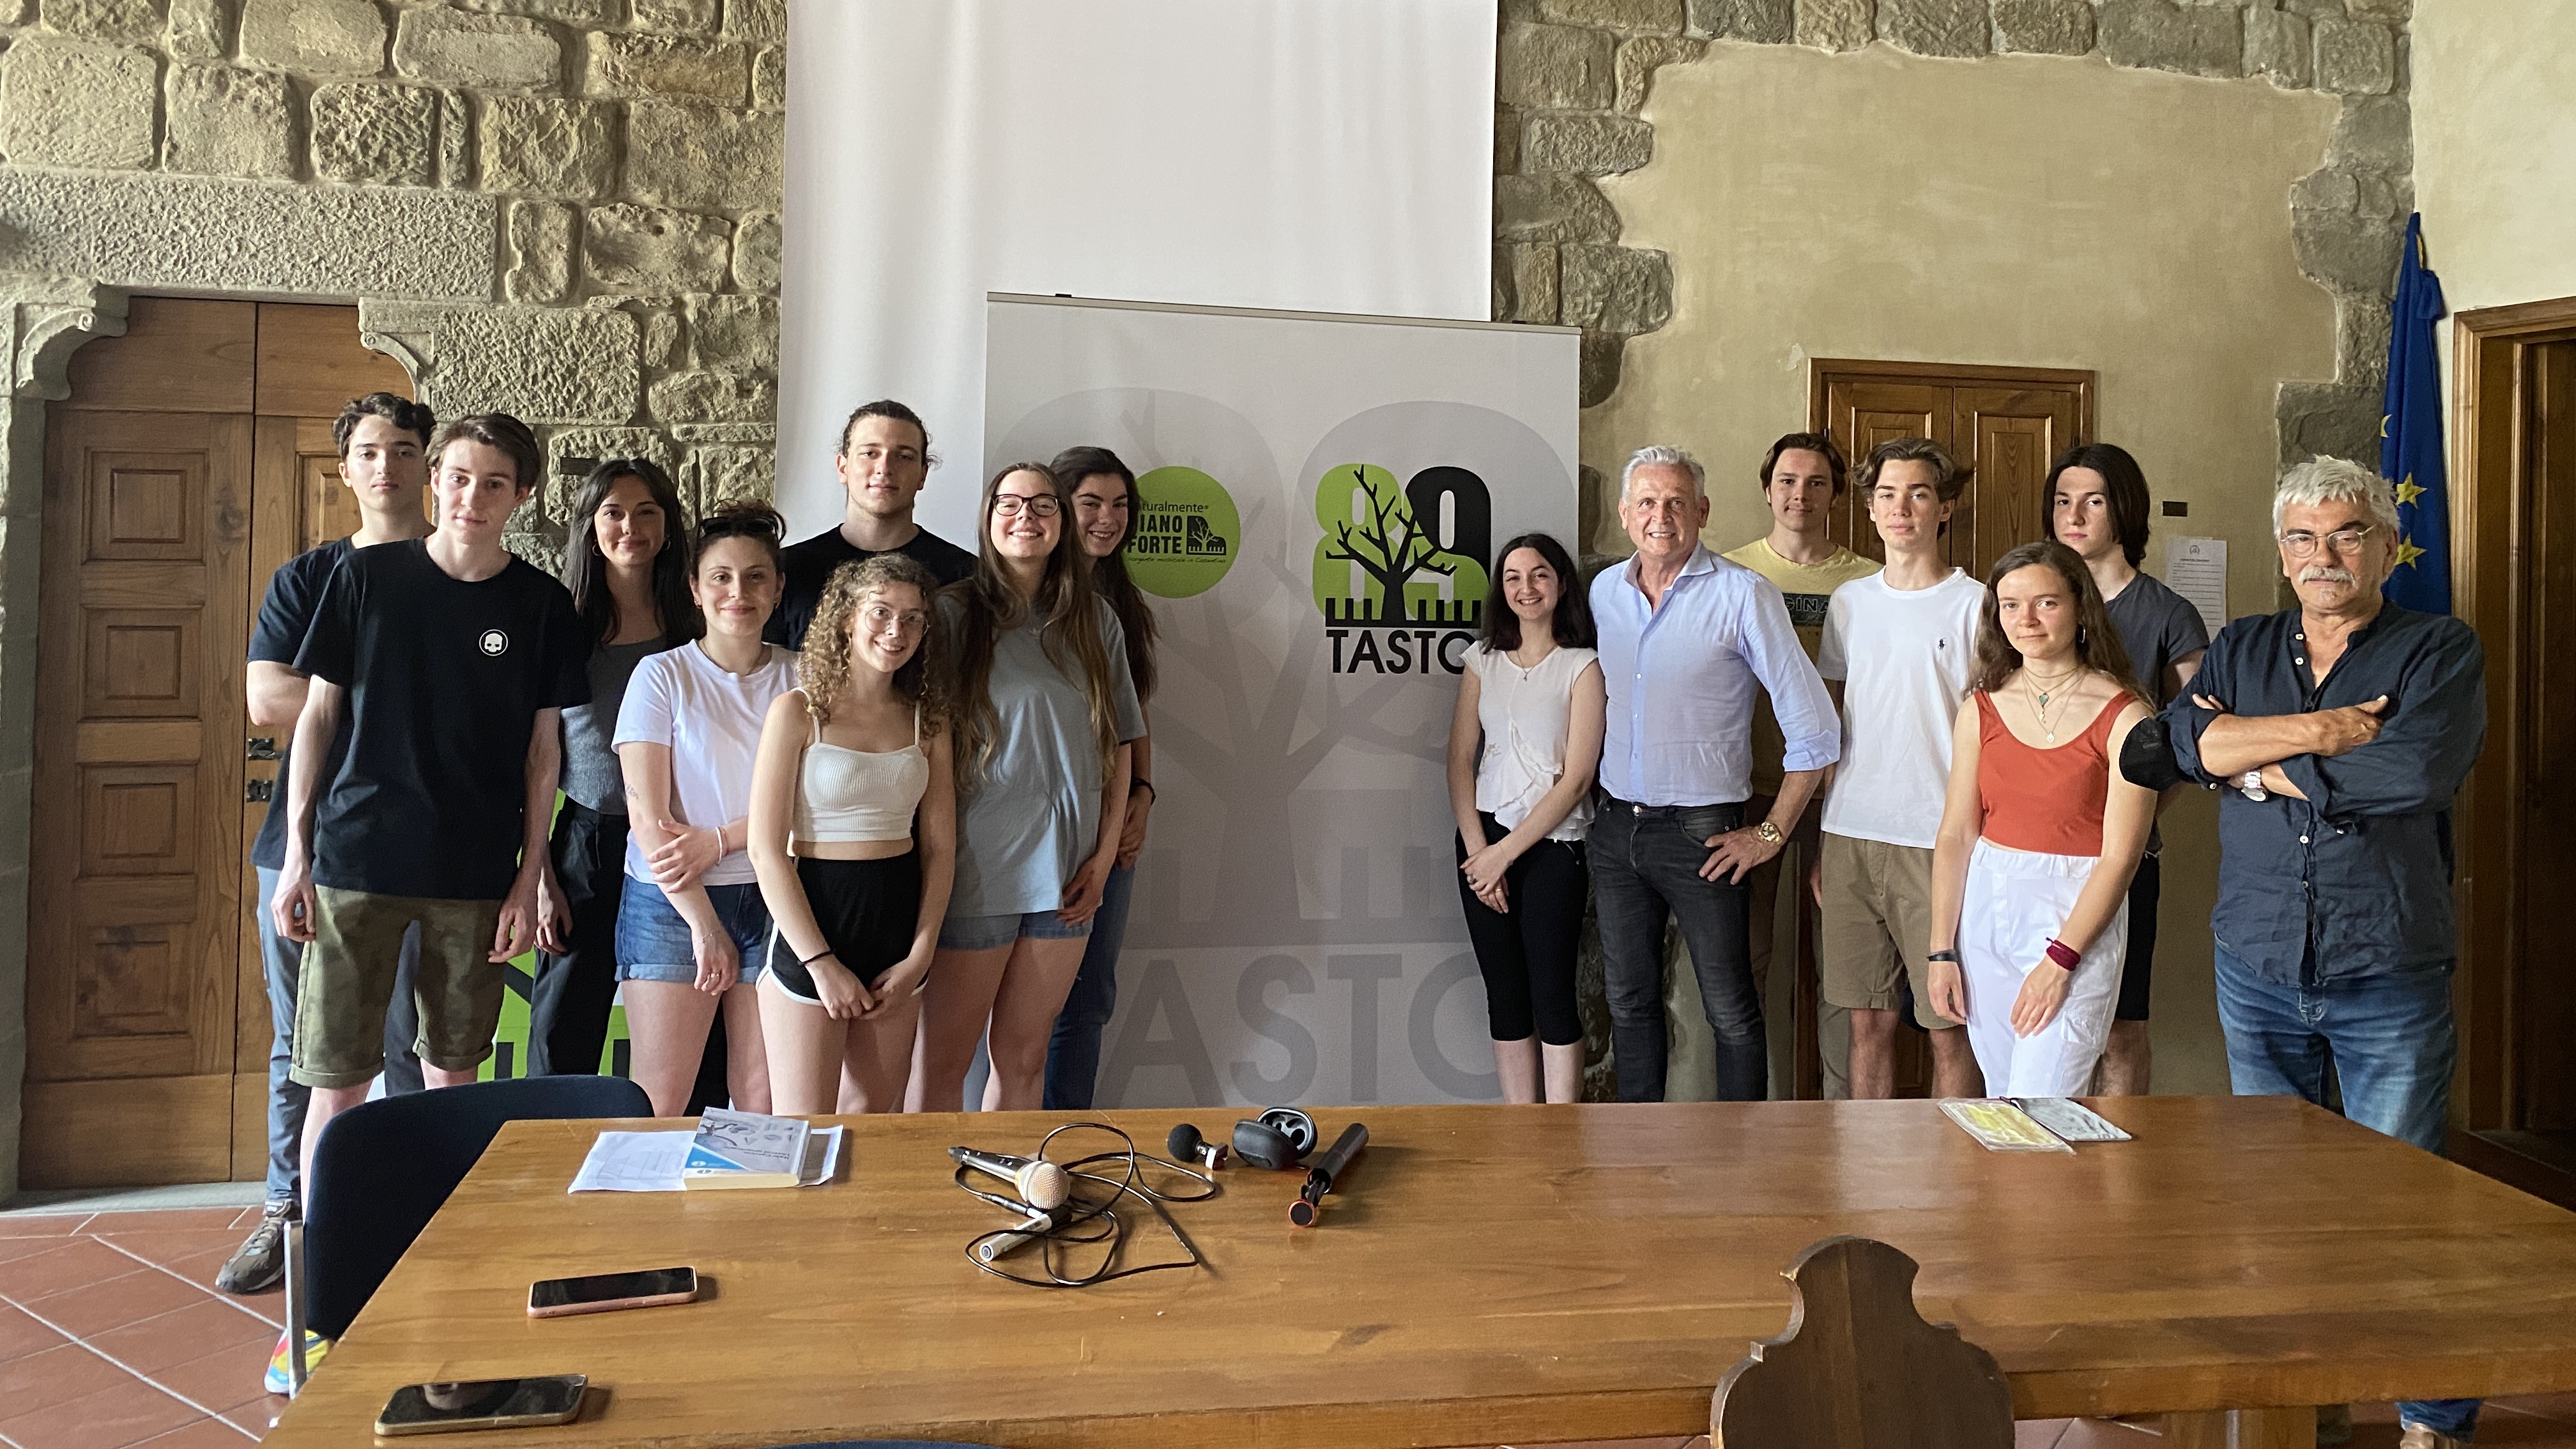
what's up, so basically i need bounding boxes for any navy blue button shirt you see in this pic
[2163,602,2485,985]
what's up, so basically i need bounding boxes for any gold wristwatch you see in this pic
[1751,820,1784,847]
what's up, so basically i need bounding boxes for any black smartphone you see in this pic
[526,1265,698,1318]
[374,1375,586,1436]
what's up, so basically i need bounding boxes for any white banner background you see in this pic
[985,295,1579,1108]
[779,0,1496,541]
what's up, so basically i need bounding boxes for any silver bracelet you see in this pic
[2237,769,2269,802]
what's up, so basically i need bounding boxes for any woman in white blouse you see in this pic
[1443,532,1607,1103]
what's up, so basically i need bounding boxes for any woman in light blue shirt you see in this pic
[909,463,1146,1112]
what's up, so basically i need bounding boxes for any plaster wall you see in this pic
[1583,41,2342,1093]
[2412,0,2576,388]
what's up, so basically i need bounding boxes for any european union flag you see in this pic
[2382,213,2450,613]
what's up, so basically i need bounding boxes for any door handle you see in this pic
[247,737,279,760]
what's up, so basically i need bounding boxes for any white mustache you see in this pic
[2300,566,2357,584]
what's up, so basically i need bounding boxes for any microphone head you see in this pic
[1015,1160,1072,1211]
[1168,1123,1204,1159]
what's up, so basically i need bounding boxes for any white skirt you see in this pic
[1959,837,2127,1097]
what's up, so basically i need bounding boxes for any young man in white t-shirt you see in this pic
[1815,438,1986,1100]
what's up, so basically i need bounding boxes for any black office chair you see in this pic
[282,1073,653,1391]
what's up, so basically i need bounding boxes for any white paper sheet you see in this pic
[569,1126,846,1193]
[2163,535,2228,639]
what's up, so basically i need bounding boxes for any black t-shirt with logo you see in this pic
[295,540,590,900]
[765,525,977,651]
[247,539,352,872]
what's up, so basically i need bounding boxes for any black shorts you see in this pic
[2114,850,2161,1022]
[765,852,923,1004]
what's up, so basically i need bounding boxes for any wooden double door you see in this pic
[21,298,413,1188]
[1809,358,2095,580]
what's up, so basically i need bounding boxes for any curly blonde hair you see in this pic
[797,554,949,731]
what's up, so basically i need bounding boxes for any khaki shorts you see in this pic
[289,888,505,1089]
[1819,832,1954,1031]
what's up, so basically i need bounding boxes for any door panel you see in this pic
[2520,340,2576,1135]
[1813,361,2095,582]
[25,297,409,1190]
[23,410,252,1187]
[1956,385,2083,574]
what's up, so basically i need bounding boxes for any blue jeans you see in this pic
[1045,862,1134,1110]
[1591,799,1765,1102]
[255,866,423,1206]
[613,878,772,983]
[2215,945,2478,1438]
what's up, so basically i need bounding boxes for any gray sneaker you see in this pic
[215,1201,293,1294]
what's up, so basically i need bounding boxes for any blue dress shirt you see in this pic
[1591,544,1839,807]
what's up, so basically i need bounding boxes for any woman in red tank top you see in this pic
[1924,541,2156,1097]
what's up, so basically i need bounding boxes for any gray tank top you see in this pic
[560,636,666,814]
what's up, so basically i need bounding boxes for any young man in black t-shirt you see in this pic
[765,397,975,649]
[272,412,589,1177]
[216,394,438,1296]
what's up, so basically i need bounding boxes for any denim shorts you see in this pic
[615,878,771,984]
[937,908,1092,952]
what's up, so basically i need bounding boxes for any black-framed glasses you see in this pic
[992,494,1062,518]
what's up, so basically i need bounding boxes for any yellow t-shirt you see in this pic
[1721,537,1879,795]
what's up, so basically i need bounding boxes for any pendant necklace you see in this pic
[2023,663,2084,744]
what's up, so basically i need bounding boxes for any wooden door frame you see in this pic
[2448,295,2576,1207]
[1805,358,2099,442]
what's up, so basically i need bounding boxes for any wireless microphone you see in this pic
[1167,1123,1227,1170]
[1288,1122,1368,1227]
[947,1146,1072,1211]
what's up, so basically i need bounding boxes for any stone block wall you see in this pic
[0,0,790,574]
[1492,0,2416,511]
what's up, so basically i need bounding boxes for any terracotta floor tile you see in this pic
[0,1344,135,1423]
[91,1232,254,1271]
[21,1268,210,1341]
[148,1248,269,1302]
[0,1305,66,1365]
[75,1212,256,1238]
[2055,1419,2161,1445]
[144,1338,277,1418]
[87,1300,273,1377]
[0,1376,199,1449]
[126,1419,257,1447]
[0,1215,89,1239]
[218,1399,286,1439]
[227,1208,272,1232]
[2015,1422,2070,1449]
[0,1239,88,1271]
[2499,1394,2576,1423]
[0,1240,137,1303]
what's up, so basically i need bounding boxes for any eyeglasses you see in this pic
[992,494,1061,518]
[2278,525,2373,558]
[699,511,783,540]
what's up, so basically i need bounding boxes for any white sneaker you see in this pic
[2398,1425,2469,1449]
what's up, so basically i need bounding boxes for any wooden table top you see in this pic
[262,1097,2576,1449]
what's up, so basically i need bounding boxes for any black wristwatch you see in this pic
[1926,949,1961,964]
[1131,778,1154,800]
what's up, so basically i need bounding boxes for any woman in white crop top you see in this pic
[1441,532,1605,1105]
[747,553,956,1115]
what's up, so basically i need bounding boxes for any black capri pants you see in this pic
[1456,813,1588,1046]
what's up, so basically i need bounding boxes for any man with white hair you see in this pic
[2160,456,2486,1449]
[1590,445,1838,1102]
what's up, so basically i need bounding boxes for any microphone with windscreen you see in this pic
[1167,1123,1227,1170]
[947,1146,1071,1211]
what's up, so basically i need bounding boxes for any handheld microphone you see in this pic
[1288,1122,1368,1227]
[1167,1123,1227,1170]
[947,1146,1072,1211]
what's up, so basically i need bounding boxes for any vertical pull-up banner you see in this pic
[986,295,1579,1107]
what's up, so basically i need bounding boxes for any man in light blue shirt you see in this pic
[1589,445,1839,1101]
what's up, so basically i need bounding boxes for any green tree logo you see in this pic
[1308,463,1489,626]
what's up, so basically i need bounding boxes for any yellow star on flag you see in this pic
[2395,536,2425,569]
[2395,475,2425,508]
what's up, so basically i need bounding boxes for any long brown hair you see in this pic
[1049,445,1158,703]
[799,553,947,730]
[944,463,1123,790]
[1972,540,2145,702]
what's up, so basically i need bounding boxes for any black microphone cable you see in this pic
[952,1121,1221,1288]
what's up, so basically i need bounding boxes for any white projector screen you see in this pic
[778,0,1498,543]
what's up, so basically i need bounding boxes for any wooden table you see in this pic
[261,1098,2576,1449]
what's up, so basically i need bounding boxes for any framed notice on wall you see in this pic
[984,293,1579,1107]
